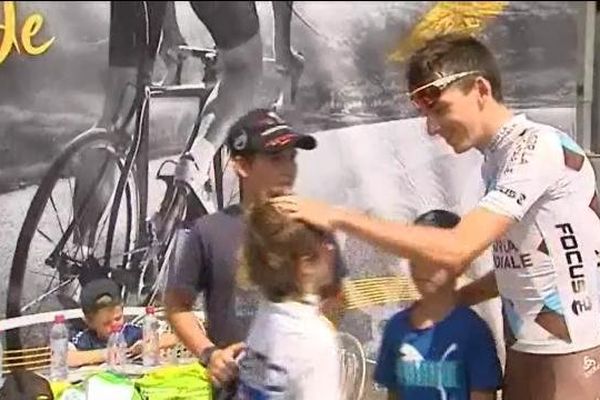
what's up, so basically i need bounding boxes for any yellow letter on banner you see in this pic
[0,1,20,64]
[0,1,55,64]
[388,1,508,63]
[22,11,55,56]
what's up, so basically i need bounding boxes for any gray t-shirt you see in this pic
[167,204,347,347]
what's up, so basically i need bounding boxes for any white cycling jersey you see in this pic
[479,114,600,354]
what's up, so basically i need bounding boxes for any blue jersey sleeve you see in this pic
[70,330,94,350]
[465,311,503,391]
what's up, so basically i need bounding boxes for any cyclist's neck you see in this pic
[475,103,514,153]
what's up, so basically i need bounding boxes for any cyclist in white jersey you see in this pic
[478,113,600,354]
[270,34,600,399]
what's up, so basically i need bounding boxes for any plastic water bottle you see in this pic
[49,314,69,381]
[107,323,126,371]
[143,306,160,367]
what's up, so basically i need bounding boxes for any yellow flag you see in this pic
[388,1,508,63]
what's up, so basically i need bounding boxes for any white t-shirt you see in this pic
[479,114,600,354]
[237,298,341,399]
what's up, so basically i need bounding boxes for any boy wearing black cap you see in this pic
[68,278,177,367]
[164,108,347,396]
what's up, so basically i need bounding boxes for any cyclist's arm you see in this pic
[285,128,564,276]
[272,1,293,65]
[330,207,514,276]
[160,1,186,63]
[458,271,499,307]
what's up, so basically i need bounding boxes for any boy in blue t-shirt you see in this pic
[374,210,502,400]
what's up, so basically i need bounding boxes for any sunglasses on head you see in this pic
[408,70,481,112]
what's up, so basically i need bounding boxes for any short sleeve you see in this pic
[479,129,565,221]
[70,330,93,351]
[166,225,208,296]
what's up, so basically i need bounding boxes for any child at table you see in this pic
[67,278,178,367]
[374,210,502,400]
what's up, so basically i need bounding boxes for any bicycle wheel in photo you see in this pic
[131,150,236,308]
[6,128,140,349]
[120,174,188,308]
[338,331,367,400]
[137,146,238,308]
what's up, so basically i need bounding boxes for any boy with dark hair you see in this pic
[374,210,502,400]
[164,109,348,397]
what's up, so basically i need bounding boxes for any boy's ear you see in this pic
[233,155,251,178]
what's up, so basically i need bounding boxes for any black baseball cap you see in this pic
[80,278,122,315]
[414,209,461,229]
[227,109,317,156]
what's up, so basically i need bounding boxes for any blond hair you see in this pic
[239,198,325,302]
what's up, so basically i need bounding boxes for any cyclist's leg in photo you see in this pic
[272,1,304,106]
[102,1,167,130]
[72,1,167,252]
[179,2,262,209]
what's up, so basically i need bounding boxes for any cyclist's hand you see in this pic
[289,49,305,75]
[276,49,304,78]
[159,23,188,65]
[208,342,246,388]
[160,43,188,66]
[270,195,341,231]
[159,43,188,86]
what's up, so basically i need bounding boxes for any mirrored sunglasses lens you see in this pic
[410,85,441,111]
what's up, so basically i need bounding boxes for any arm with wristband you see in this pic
[165,226,245,388]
